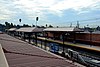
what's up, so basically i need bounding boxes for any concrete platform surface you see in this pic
[0,34,84,67]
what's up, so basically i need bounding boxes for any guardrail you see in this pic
[0,44,9,67]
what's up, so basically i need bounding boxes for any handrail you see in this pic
[0,44,9,67]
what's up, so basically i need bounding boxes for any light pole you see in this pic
[19,19,21,23]
[18,19,21,28]
[36,17,39,27]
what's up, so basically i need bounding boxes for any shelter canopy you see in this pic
[16,27,44,33]
[43,27,82,32]
[8,28,17,31]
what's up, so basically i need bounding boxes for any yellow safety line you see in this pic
[37,37,100,52]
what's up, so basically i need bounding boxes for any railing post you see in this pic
[41,40,42,48]
[62,33,65,56]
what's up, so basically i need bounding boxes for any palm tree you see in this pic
[46,24,47,28]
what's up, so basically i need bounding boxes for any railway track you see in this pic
[66,49,100,67]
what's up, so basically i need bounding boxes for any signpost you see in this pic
[50,43,59,53]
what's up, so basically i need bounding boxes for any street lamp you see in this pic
[19,19,21,22]
[36,17,39,27]
[17,19,21,29]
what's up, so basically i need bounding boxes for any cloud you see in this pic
[14,0,100,17]
[50,0,100,14]
[0,0,100,21]
[13,0,58,19]
[0,0,18,20]
[0,6,13,20]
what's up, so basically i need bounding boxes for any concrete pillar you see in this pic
[35,33,37,45]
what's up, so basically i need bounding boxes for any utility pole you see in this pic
[70,23,72,27]
[76,21,79,28]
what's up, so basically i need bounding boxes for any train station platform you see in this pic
[0,34,84,67]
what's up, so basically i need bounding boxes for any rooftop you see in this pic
[43,27,82,32]
[8,28,17,31]
[16,27,44,32]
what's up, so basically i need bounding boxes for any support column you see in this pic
[89,30,93,46]
[18,32,20,38]
[28,33,31,43]
[41,40,42,48]
[73,32,76,44]
[44,32,47,50]
[62,33,65,56]
[46,32,48,39]
[53,32,55,40]
[23,32,25,41]
[35,33,37,46]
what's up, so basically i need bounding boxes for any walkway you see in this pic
[0,34,84,67]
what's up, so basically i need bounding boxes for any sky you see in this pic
[0,0,100,27]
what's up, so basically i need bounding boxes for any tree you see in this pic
[0,24,5,31]
[48,25,53,28]
[22,24,31,27]
[16,25,20,29]
[41,26,45,28]
[10,23,14,28]
[5,22,10,29]
[57,26,59,28]
[96,26,100,31]
[32,25,35,27]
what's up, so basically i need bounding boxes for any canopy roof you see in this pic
[43,27,82,32]
[8,28,17,31]
[16,27,44,33]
